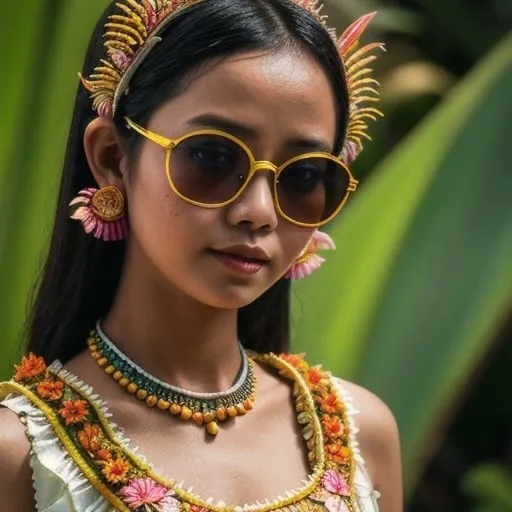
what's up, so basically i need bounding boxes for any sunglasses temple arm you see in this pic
[125,117,173,149]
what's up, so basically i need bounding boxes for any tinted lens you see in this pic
[169,133,251,204]
[277,157,350,224]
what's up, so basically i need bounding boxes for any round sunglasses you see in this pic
[125,118,358,228]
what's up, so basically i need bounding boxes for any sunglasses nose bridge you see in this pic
[252,160,278,175]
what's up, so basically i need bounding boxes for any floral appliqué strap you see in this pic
[0,353,359,512]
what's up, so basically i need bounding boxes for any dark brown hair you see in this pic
[27,0,349,363]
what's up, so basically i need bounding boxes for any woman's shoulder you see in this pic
[334,377,403,512]
[334,377,399,444]
[0,406,36,510]
[0,379,105,512]
[0,405,32,459]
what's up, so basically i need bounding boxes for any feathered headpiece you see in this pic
[80,0,384,163]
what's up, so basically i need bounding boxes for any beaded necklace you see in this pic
[4,351,360,511]
[88,324,256,436]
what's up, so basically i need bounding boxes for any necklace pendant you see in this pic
[206,420,219,436]
[91,322,256,436]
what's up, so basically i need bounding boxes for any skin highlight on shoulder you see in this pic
[0,407,36,511]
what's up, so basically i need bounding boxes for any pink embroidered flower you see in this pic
[285,230,335,280]
[96,97,113,118]
[143,0,159,31]
[340,140,360,164]
[111,50,131,71]
[324,496,350,512]
[158,494,181,512]
[322,470,350,496]
[69,187,128,241]
[119,478,171,509]
[338,12,377,54]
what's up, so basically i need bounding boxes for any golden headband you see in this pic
[80,0,384,163]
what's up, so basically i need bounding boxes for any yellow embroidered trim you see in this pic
[2,351,359,512]
[51,357,327,512]
[252,353,326,470]
[0,381,131,512]
[330,381,359,511]
[272,354,358,511]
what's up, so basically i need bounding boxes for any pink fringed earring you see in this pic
[69,185,128,241]
[284,230,336,280]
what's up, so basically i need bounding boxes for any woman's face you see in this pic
[124,49,337,309]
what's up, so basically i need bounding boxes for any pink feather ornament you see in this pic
[284,230,336,280]
[69,186,128,242]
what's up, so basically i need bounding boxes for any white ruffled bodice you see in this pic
[1,369,380,512]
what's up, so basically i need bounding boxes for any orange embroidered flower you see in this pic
[322,415,344,439]
[306,366,330,392]
[95,448,113,462]
[102,456,130,483]
[319,392,341,414]
[190,505,211,512]
[307,366,324,384]
[36,379,64,400]
[13,353,46,382]
[77,423,102,452]
[59,399,89,425]
[326,442,351,464]
[280,353,308,371]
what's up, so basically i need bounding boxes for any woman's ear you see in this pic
[83,117,129,192]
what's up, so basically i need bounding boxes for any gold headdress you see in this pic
[80,0,384,163]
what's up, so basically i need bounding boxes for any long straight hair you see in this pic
[27,0,349,363]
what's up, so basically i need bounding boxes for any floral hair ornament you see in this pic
[79,0,384,164]
[69,185,128,241]
[285,230,336,280]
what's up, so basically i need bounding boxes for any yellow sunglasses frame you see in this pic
[125,117,359,228]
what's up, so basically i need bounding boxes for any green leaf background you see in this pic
[1,1,511,502]
[0,0,107,369]
[292,34,512,490]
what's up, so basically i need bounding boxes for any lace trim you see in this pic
[1,356,379,512]
[1,380,130,510]
[0,392,110,512]
[50,359,327,512]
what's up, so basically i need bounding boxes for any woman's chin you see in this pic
[199,289,262,310]
[192,280,273,311]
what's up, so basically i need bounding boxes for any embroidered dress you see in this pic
[0,354,380,512]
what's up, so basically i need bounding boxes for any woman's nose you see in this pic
[225,172,279,231]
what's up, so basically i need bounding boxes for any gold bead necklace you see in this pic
[88,322,256,436]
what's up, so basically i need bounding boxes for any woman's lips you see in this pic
[207,249,269,275]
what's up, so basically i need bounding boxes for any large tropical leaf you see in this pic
[0,1,107,378]
[0,2,46,188]
[1,3,510,501]
[292,34,512,491]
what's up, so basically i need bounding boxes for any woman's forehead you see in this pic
[151,50,337,144]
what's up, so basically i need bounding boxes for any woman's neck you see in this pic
[102,255,241,394]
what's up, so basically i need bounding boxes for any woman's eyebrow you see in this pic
[185,113,333,153]
[185,113,257,138]
[291,137,332,153]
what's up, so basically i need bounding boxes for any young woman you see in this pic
[0,1,402,511]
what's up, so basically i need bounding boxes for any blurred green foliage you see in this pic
[1,1,511,510]
[0,0,107,371]
[293,33,512,494]
[463,464,512,512]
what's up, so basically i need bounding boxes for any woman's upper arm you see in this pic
[0,407,36,511]
[339,380,403,512]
